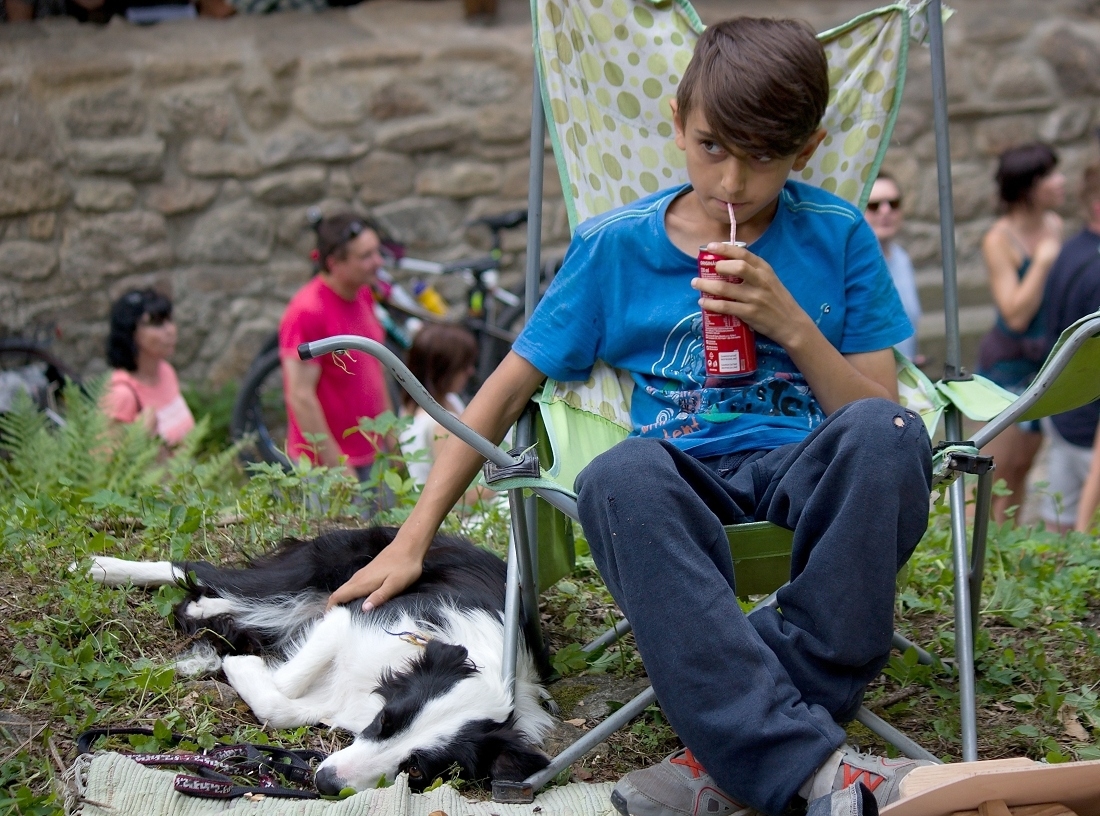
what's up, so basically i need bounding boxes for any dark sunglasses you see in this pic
[139,312,172,327]
[866,198,902,212]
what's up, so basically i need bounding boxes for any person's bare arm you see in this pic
[983,222,1062,333]
[694,243,898,413]
[327,351,548,610]
[282,356,351,474]
[1076,420,1100,533]
[427,422,494,507]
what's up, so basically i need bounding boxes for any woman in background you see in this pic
[977,143,1065,523]
[864,171,922,363]
[102,288,195,446]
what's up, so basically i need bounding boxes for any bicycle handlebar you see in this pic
[395,255,499,276]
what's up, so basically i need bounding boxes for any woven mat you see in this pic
[66,752,616,816]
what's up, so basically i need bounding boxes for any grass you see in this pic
[3,385,1100,814]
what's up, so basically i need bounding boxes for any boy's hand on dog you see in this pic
[326,541,423,612]
[691,242,810,348]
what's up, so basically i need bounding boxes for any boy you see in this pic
[329,17,933,816]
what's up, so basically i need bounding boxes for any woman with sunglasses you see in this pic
[864,172,922,363]
[977,142,1066,524]
[102,288,195,445]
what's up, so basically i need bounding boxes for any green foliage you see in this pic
[885,493,1100,761]
[0,390,423,811]
[7,380,1100,805]
[181,381,238,458]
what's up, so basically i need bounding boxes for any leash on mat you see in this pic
[76,726,330,800]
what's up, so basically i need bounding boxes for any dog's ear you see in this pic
[423,639,475,675]
[486,727,551,782]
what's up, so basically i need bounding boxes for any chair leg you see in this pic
[496,685,660,802]
[890,631,934,666]
[948,474,979,761]
[501,499,524,694]
[854,707,942,763]
[583,617,632,653]
[969,469,994,640]
[505,488,542,686]
[521,491,545,657]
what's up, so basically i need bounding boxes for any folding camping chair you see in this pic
[298,309,1100,801]
[298,0,1100,802]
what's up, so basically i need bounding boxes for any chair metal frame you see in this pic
[298,0,1100,801]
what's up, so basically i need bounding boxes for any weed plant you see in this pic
[3,384,1100,812]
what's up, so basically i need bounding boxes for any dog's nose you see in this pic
[314,765,346,796]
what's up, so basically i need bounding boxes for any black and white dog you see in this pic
[87,527,554,795]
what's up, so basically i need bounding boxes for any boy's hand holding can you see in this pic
[693,241,809,353]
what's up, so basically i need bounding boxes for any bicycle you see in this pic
[230,209,552,470]
[0,327,79,432]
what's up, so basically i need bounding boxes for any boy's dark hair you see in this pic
[107,288,173,371]
[676,17,828,159]
[995,142,1058,207]
[312,211,381,273]
[402,324,478,411]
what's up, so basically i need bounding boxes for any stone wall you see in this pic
[1,0,1100,384]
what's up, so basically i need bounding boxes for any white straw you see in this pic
[728,202,736,244]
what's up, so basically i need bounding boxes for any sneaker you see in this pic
[829,746,933,807]
[609,748,759,816]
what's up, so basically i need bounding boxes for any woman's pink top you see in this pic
[103,361,195,445]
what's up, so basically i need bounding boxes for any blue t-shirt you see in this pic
[514,181,912,458]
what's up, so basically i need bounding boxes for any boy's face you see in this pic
[673,104,824,239]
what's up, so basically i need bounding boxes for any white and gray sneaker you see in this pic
[610,744,926,816]
[835,746,932,807]
[609,748,759,816]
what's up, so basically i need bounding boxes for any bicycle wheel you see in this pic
[0,341,75,423]
[230,347,292,471]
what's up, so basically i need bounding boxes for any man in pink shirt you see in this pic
[279,213,394,480]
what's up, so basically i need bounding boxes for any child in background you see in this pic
[399,324,491,509]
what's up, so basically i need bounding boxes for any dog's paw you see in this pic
[223,655,314,729]
[221,654,267,686]
[181,596,238,621]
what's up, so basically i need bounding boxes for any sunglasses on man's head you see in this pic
[340,221,366,244]
[866,198,902,212]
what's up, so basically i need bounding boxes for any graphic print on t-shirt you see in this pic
[638,317,824,443]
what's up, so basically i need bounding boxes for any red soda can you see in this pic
[698,244,756,377]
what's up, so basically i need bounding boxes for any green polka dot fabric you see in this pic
[532,0,915,231]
